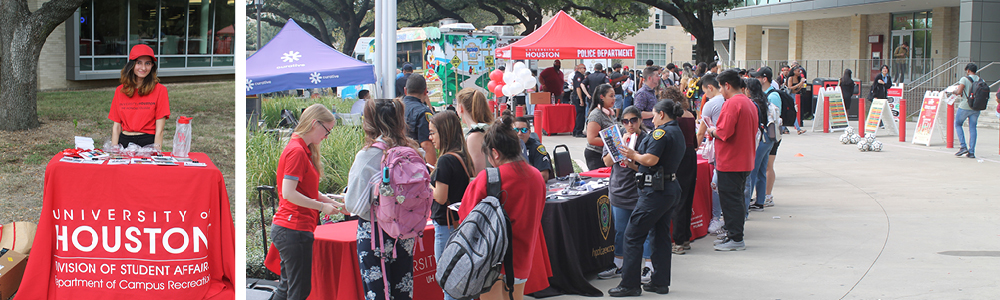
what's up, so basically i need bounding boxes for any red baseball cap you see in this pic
[128,44,157,61]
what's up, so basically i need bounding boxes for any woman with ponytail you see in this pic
[271,104,349,300]
[454,88,495,174]
[457,115,546,300]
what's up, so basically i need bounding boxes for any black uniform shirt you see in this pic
[403,95,432,143]
[637,120,685,175]
[522,137,552,174]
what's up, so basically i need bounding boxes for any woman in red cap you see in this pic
[108,44,171,149]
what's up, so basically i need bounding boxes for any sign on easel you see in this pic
[886,83,904,129]
[864,98,898,137]
[811,87,849,132]
[912,91,946,146]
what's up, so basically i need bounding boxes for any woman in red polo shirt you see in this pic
[271,104,348,300]
[108,44,171,149]
[458,115,546,300]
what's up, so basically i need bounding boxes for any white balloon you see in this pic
[513,61,527,72]
[507,82,524,95]
[501,84,513,96]
[522,76,537,88]
[516,68,531,79]
[502,71,516,84]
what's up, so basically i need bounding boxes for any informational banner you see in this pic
[912,91,946,146]
[812,87,848,132]
[886,83,904,128]
[865,98,885,136]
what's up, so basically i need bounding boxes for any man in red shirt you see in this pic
[707,69,757,251]
[538,59,565,101]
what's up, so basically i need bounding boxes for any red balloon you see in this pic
[487,81,498,92]
[494,84,505,97]
[490,70,504,82]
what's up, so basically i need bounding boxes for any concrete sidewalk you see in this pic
[538,120,1000,299]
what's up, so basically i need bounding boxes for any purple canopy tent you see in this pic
[246,19,376,95]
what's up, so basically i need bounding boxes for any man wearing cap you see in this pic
[539,60,565,101]
[395,63,414,97]
[108,43,170,150]
[750,66,782,209]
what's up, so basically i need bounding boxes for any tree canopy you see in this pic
[633,0,741,63]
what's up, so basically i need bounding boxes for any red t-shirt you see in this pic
[458,161,546,278]
[107,83,171,134]
[273,135,321,232]
[714,94,758,172]
[538,67,564,97]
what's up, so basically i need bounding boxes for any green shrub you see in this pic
[259,96,357,128]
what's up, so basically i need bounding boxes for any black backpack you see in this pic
[767,89,798,126]
[966,75,991,111]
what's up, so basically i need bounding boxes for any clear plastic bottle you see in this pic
[172,116,193,157]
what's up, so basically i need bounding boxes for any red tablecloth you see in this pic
[579,166,612,178]
[534,104,576,135]
[264,220,552,299]
[16,153,235,300]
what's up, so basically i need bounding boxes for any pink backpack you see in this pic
[368,142,432,294]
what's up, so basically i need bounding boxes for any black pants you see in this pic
[271,224,314,300]
[620,184,679,288]
[672,148,697,244]
[584,148,604,171]
[573,101,587,136]
[118,133,155,148]
[717,171,749,242]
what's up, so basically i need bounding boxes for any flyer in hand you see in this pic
[600,124,627,162]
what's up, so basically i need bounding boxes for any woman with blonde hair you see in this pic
[453,87,495,174]
[271,103,348,300]
[345,98,420,300]
[108,44,170,149]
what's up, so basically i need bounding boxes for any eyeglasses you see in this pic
[514,127,530,133]
[317,121,332,137]
[621,117,640,125]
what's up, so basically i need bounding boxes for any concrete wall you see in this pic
[763,28,788,61]
[801,17,852,60]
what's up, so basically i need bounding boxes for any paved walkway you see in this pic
[538,120,1000,299]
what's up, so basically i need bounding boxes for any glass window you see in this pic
[93,0,127,56]
[80,58,93,71]
[892,13,913,30]
[159,57,185,68]
[80,1,93,56]
[188,0,211,55]
[212,0,235,55]
[129,0,159,54]
[189,56,212,67]
[212,56,234,66]
[95,57,127,70]
[913,12,927,29]
[159,0,187,55]
[636,43,666,67]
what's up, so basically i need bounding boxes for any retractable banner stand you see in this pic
[811,87,849,132]
[886,83,904,129]
[912,91,947,146]
[864,98,899,137]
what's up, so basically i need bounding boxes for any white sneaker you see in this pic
[597,266,621,279]
[708,219,723,235]
[764,195,775,207]
[640,267,652,283]
[714,239,746,251]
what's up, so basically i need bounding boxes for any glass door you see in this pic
[890,32,912,83]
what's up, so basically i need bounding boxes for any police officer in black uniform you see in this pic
[609,99,686,297]
[513,116,552,181]
[402,74,437,166]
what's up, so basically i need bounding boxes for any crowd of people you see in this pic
[265,57,993,300]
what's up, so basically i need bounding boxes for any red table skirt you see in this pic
[264,220,552,299]
[534,104,576,135]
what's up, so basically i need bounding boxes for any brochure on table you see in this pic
[864,98,899,137]
[912,91,947,146]
[811,87,849,132]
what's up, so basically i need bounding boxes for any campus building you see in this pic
[32,0,235,90]
[712,0,998,90]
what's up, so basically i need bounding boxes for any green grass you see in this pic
[259,96,356,129]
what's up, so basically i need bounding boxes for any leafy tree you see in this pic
[632,0,740,63]
[0,0,85,131]
[401,0,645,36]
[247,0,373,53]
[573,1,650,41]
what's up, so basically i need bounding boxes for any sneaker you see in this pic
[680,241,691,250]
[671,244,686,255]
[609,285,642,297]
[640,267,652,283]
[708,219,723,235]
[956,148,969,156]
[714,239,746,251]
[598,266,622,279]
[715,230,728,240]
[967,153,976,159]
[641,282,670,294]
[764,195,775,207]
[713,237,729,245]
[749,204,765,211]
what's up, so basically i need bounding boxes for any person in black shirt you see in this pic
[610,99,686,297]
[428,110,474,300]
[513,117,552,181]
[610,63,626,118]
[395,63,414,97]
[572,64,588,137]
[402,74,437,165]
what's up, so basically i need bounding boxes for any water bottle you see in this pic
[172,116,193,157]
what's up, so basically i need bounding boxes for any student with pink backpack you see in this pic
[345,98,432,300]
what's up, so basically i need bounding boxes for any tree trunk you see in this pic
[0,0,85,131]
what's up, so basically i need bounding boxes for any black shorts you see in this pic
[119,133,155,148]
[770,139,780,155]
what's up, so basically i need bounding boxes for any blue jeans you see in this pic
[955,108,979,154]
[614,94,625,109]
[745,138,774,208]
[624,94,634,109]
[613,206,652,259]
[433,221,458,300]
[711,164,721,220]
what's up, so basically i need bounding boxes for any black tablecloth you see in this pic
[530,185,615,298]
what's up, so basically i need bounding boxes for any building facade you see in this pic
[34,0,235,90]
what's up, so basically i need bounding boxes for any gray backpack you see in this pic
[436,168,514,300]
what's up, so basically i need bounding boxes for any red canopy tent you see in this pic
[495,10,635,60]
